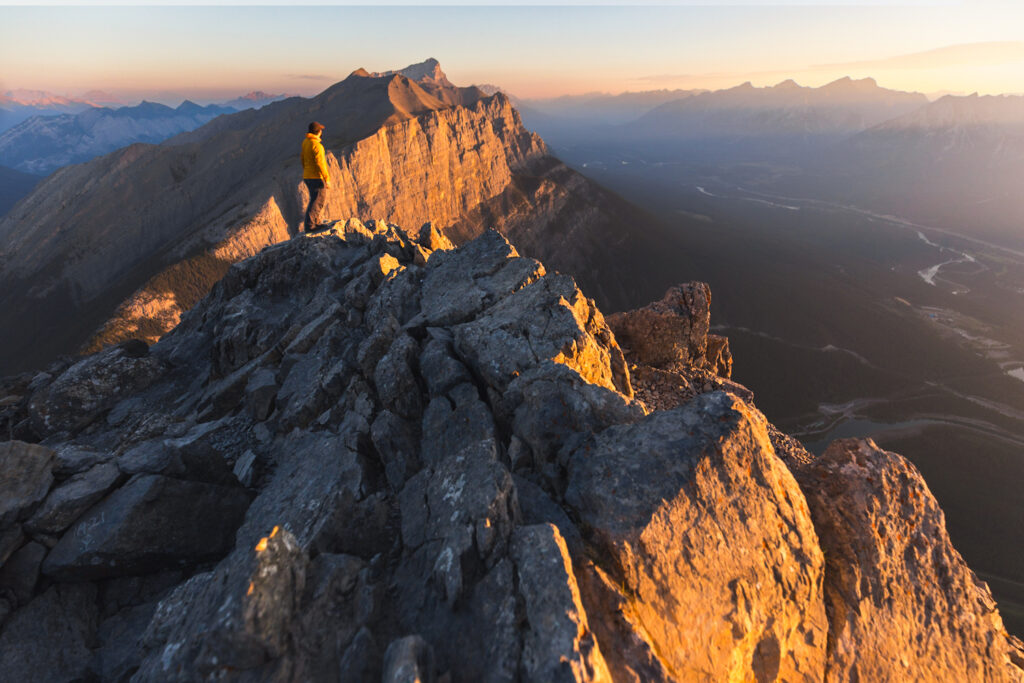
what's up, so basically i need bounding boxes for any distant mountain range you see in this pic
[0,100,238,175]
[629,77,927,146]
[0,89,289,139]
[518,78,1024,249]
[0,91,291,214]
[523,88,707,125]
[831,93,1024,247]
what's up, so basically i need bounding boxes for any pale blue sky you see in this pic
[1,3,1022,102]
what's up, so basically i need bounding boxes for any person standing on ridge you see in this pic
[301,121,330,233]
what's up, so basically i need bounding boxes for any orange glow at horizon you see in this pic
[2,7,1023,103]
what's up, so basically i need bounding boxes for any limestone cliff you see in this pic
[0,225,1019,681]
[0,62,659,375]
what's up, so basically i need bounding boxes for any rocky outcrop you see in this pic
[794,439,1024,682]
[0,226,1019,682]
[608,282,745,413]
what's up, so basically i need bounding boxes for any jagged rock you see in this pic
[27,342,164,435]
[0,584,98,682]
[400,438,517,605]
[366,265,424,327]
[420,229,545,326]
[513,476,584,557]
[418,221,454,252]
[419,385,497,468]
[565,392,828,681]
[96,601,160,682]
[511,524,611,682]
[383,635,436,683]
[294,553,371,680]
[42,474,250,580]
[25,461,121,535]
[134,433,371,680]
[117,439,176,475]
[453,271,632,397]
[135,527,308,681]
[607,282,714,369]
[795,438,1024,682]
[418,336,472,397]
[0,441,55,526]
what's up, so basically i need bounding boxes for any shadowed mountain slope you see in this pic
[0,165,40,217]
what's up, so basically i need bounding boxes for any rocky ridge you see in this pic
[0,224,1021,681]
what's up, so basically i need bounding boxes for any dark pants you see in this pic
[303,179,327,231]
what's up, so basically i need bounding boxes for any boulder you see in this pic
[245,368,278,421]
[417,221,454,252]
[606,282,712,368]
[374,334,423,421]
[0,540,46,606]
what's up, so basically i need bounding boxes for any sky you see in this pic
[1,2,1023,104]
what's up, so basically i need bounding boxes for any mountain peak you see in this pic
[370,58,451,87]
[774,79,801,90]
[822,76,879,91]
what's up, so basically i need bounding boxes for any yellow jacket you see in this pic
[301,133,330,182]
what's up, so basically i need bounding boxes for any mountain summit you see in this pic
[370,57,451,86]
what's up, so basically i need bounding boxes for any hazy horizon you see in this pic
[2,4,1023,103]
[2,70,1021,111]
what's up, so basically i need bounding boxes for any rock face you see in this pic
[0,60,660,376]
[794,439,1024,682]
[564,393,828,681]
[0,226,1019,682]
